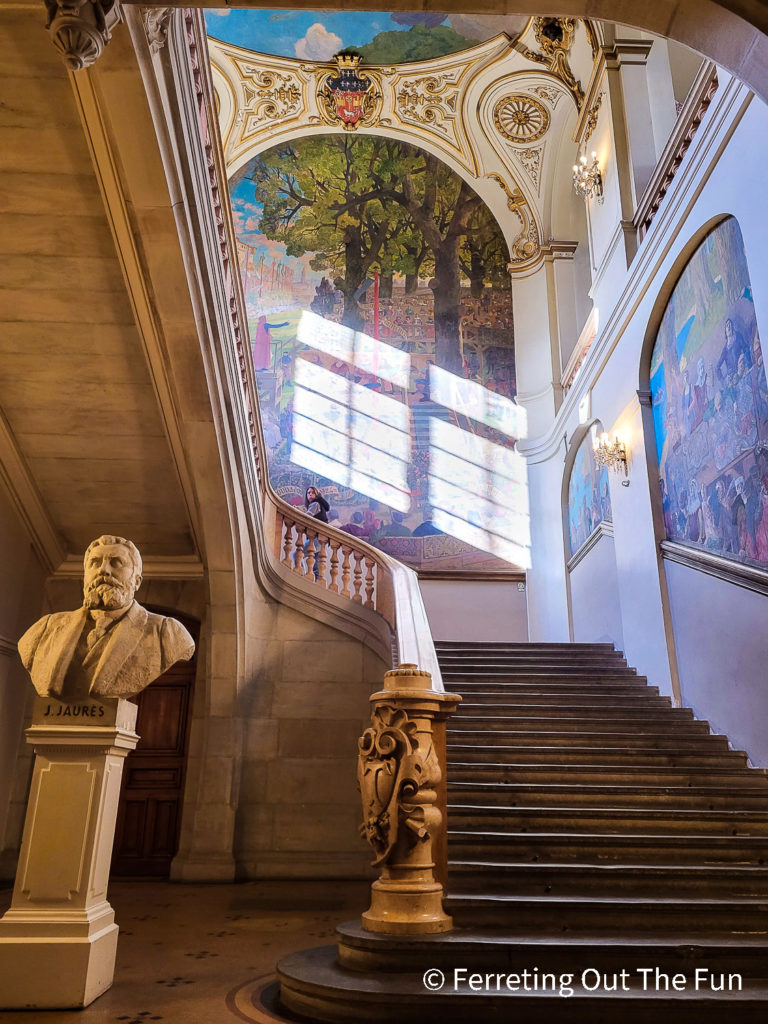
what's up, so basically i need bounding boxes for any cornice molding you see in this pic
[0,408,65,574]
[567,520,614,572]
[661,541,768,598]
[53,554,204,579]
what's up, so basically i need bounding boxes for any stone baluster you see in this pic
[355,665,461,935]
[364,557,376,609]
[328,540,341,593]
[316,531,329,587]
[352,552,364,603]
[281,517,295,566]
[340,545,352,598]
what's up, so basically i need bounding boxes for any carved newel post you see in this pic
[0,536,194,1009]
[357,664,460,934]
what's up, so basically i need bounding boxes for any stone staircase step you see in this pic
[447,761,762,782]
[447,714,706,732]
[457,701,680,716]
[444,893,768,936]
[447,680,654,693]
[446,730,729,750]
[447,781,768,809]
[451,692,671,706]
[447,804,768,836]
[447,830,768,865]
[442,672,646,683]
[448,860,768,897]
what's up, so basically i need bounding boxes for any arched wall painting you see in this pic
[650,217,768,568]
[230,136,529,571]
[567,430,612,557]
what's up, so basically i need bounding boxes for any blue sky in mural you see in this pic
[205,10,528,62]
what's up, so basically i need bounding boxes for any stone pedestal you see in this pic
[0,696,138,1009]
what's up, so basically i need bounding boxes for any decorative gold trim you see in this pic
[583,92,603,143]
[486,173,541,269]
[316,54,382,132]
[493,93,550,144]
[516,16,584,109]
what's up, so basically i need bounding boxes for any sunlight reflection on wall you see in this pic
[292,359,412,511]
[291,311,530,567]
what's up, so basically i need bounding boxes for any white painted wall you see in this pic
[569,532,625,647]
[419,579,529,642]
[524,80,768,738]
[665,562,768,766]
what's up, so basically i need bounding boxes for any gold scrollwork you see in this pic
[396,73,460,140]
[486,173,541,267]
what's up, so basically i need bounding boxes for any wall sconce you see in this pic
[594,432,627,474]
[573,152,604,203]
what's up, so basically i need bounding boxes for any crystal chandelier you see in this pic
[573,151,603,203]
[594,432,627,473]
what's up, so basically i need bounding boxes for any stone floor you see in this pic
[0,880,371,1023]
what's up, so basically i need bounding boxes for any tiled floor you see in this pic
[0,880,371,1023]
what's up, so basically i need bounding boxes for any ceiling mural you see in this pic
[205,11,531,64]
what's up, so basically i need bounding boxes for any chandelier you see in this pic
[573,152,603,203]
[594,432,627,474]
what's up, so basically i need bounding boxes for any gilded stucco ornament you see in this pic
[357,703,439,865]
[18,534,194,700]
[517,16,585,109]
[486,174,541,268]
[493,93,550,143]
[44,0,122,71]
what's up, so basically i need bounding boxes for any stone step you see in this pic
[447,781,768,809]
[447,830,768,865]
[444,892,768,936]
[457,701,680,716]
[334,919,768,975]
[446,730,729,750]
[278,942,768,1024]
[447,804,768,836]
[442,672,646,683]
[438,657,631,668]
[451,692,671,707]
[447,762,762,784]
[435,641,619,649]
[447,749,749,769]
[448,715,706,733]
[447,680,655,693]
[448,860,768,897]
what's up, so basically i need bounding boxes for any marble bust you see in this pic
[18,535,195,700]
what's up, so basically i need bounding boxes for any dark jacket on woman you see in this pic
[306,493,330,523]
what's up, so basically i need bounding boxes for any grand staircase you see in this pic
[278,641,768,1022]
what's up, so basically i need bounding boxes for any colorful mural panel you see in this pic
[650,218,768,568]
[206,11,530,64]
[567,429,612,556]
[231,135,528,571]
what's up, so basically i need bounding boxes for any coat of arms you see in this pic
[319,54,379,130]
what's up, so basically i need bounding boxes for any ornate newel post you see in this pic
[0,697,138,1008]
[357,664,460,934]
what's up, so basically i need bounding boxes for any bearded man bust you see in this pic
[18,535,195,700]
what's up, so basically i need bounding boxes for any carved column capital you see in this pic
[44,0,122,71]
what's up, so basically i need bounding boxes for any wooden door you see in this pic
[111,615,198,876]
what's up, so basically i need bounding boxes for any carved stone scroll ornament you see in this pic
[357,704,440,866]
[44,0,122,71]
[486,173,541,268]
[142,6,174,55]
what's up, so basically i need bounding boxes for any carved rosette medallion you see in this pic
[318,54,380,131]
[493,94,550,144]
[357,704,439,866]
